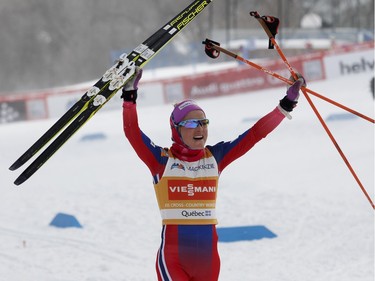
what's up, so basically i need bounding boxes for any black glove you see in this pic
[121,90,137,103]
[121,66,143,104]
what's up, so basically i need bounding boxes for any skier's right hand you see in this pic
[121,66,143,104]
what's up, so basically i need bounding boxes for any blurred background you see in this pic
[0,0,374,93]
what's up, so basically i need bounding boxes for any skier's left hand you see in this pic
[121,66,143,103]
[279,73,306,112]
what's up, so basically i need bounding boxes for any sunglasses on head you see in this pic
[178,118,209,128]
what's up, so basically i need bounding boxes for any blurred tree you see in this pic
[0,0,373,93]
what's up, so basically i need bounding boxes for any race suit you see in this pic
[123,102,285,281]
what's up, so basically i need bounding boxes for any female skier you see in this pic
[121,67,305,281]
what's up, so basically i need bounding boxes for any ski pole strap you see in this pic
[249,11,280,49]
[202,38,221,59]
[202,39,220,59]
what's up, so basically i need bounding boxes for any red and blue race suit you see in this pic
[123,102,285,281]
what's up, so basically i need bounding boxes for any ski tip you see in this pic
[14,175,27,186]
[9,152,34,171]
[9,162,19,171]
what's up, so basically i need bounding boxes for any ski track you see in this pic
[0,224,153,281]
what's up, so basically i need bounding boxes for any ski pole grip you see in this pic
[250,11,280,49]
[249,11,260,18]
[202,38,221,59]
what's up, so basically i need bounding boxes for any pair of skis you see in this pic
[9,0,213,185]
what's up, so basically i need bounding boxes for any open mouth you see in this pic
[193,136,204,140]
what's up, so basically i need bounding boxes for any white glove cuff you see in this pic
[277,104,292,120]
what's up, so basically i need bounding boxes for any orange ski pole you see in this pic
[250,11,374,209]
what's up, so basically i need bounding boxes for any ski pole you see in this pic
[250,11,374,209]
[202,39,374,123]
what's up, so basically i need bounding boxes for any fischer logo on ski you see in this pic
[171,0,209,30]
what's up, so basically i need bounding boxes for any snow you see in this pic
[0,70,374,281]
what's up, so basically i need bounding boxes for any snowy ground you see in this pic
[0,71,374,281]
